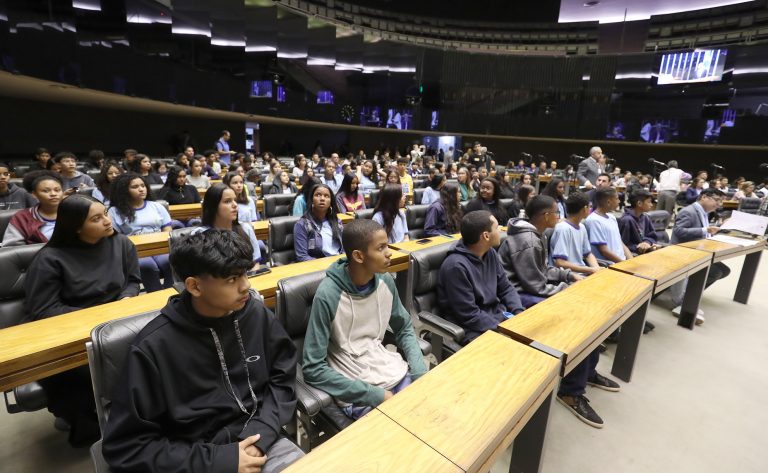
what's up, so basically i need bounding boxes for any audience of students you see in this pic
[358,159,380,194]
[320,161,343,194]
[541,178,567,218]
[103,230,303,472]
[500,195,581,307]
[56,152,95,190]
[618,190,660,255]
[424,182,463,237]
[108,173,174,292]
[25,194,141,447]
[92,161,123,206]
[128,154,163,186]
[372,183,409,244]
[157,166,201,206]
[0,162,37,211]
[197,184,263,265]
[294,183,344,261]
[584,187,633,263]
[185,157,211,190]
[437,210,524,344]
[396,157,414,197]
[421,173,445,206]
[293,177,319,217]
[302,219,427,420]
[457,167,474,202]
[465,177,509,227]
[335,173,366,213]
[3,171,62,246]
[267,170,299,195]
[223,171,260,223]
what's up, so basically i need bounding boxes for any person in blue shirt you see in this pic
[92,161,122,206]
[108,173,174,292]
[549,192,601,275]
[372,183,409,243]
[294,183,344,261]
[357,159,380,194]
[293,177,320,217]
[584,187,632,263]
[421,174,445,206]
[215,130,234,166]
[320,161,343,194]
[540,178,567,219]
[196,183,263,265]
[223,171,260,223]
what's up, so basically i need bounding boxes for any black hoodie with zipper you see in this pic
[102,291,297,473]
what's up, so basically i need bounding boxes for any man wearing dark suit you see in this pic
[577,147,602,189]
[668,188,730,324]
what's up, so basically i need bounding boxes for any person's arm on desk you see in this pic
[594,244,625,263]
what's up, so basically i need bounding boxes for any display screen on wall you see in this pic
[360,106,382,127]
[657,49,727,85]
[317,91,334,104]
[386,108,413,130]
[250,81,273,98]
[640,119,679,143]
[276,85,286,103]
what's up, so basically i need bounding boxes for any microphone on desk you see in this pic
[520,152,532,158]
[647,158,667,167]
[570,154,587,161]
[710,163,726,170]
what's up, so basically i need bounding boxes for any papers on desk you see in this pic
[711,234,761,247]
[719,211,768,236]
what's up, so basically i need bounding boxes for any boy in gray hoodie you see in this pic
[302,219,427,420]
[499,195,581,307]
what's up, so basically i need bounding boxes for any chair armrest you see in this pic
[383,330,432,356]
[418,311,465,343]
[596,258,614,267]
[294,374,334,417]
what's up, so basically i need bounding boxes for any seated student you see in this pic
[108,173,174,292]
[372,183,409,244]
[421,174,445,206]
[293,177,319,217]
[152,161,169,184]
[500,195,581,307]
[437,210,525,344]
[267,171,299,195]
[196,183,264,264]
[320,161,343,194]
[157,165,201,205]
[515,184,536,214]
[335,173,366,213]
[223,171,260,223]
[302,219,427,420]
[540,178,567,219]
[30,147,51,172]
[549,192,601,275]
[456,167,474,202]
[465,177,509,226]
[3,171,62,246]
[424,182,463,237]
[128,153,164,186]
[357,159,380,194]
[0,162,37,210]
[185,157,211,190]
[618,189,660,255]
[586,173,613,209]
[25,194,141,447]
[92,161,122,206]
[584,187,633,263]
[55,152,95,190]
[294,183,344,261]
[103,230,303,472]
[668,188,729,324]
[396,157,414,197]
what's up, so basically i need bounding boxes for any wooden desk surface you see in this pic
[608,245,712,291]
[676,238,765,262]
[168,200,265,220]
[0,251,410,391]
[283,410,462,473]
[497,269,653,372]
[377,331,559,473]
[388,234,459,253]
[722,200,739,210]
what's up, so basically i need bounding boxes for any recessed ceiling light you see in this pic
[583,1,600,7]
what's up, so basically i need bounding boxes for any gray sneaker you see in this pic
[557,394,604,428]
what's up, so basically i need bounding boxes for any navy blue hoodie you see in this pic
[103,291,297,473]
[437,241,524,344]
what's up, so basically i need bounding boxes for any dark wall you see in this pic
[0,96,242,159]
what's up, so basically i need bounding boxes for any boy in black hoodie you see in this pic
[103,230,303,473]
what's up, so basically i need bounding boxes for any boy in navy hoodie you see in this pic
[103,230,303,473]
[437,210,525,344]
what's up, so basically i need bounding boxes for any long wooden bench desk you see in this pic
[377,331,560,473]
[607,245,712,330]
[0,251,409,392]
[388,233,460,253]
[168,200,265,220]
[498,268,654,383]
[129,215,354,258]
[676,237,765,305]
[283,410,462,473]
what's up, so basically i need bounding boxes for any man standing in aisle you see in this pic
[656,160,690,216]
[577,146,603,190]
[215,130,235,166]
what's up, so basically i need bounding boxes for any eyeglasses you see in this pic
[544,210,561,217]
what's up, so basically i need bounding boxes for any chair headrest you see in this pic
[0,244,44,300]
[410,245,451,295]
[276,271,326,337]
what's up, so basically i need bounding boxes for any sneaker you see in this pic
[671,306,705,325]
[643,321,655,334]
[557,394,604,428]
[587,372,621,392]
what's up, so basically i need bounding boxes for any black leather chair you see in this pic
[738,197,762,215]
[276,270,431,451]
[412,188,425,205]
[459,201,469,213]
[0,244,48,415]
[406,245,464,363]
[405,204,428,240]
[264,194,296,219]
[355,208,374,220]
[0,209,20,239]
[368,189,381,208]
[168,227,199,282]
[412,179,426,189]
[149,184,164,198]
[646,210,671,243]
[269,216,300,266]
[13,164,30,177]
[499,198,518,221]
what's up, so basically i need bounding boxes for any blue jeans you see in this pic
[519,292,546,308]
[342,374,413,420]
[558,349,600,397]
[139,255,174,292]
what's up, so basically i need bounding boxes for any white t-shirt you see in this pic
[584,212,625,261]
[109,201,172,236]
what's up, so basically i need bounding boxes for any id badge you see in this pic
[308,238,316,250]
